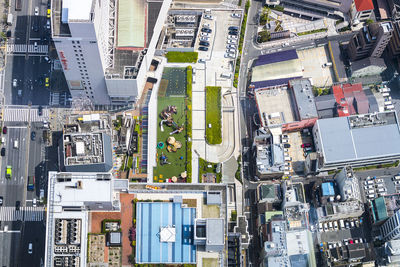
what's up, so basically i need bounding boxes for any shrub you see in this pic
[165,52,198,63]
[366,19,374,25]
[258,30,271,43]
[271,5,284,12]
[205,86,222,144]
[231,210,238,221]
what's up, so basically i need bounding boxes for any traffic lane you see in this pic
[0,231,22,267]
[19,221,45,267]
[9,55,27,105]
[30,56,51,105]
[8,127,28,185]
[27,127,44,200]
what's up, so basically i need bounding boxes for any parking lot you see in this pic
[360,174,400,202]
[318,217,368,249]
[285,131,313,174]
[195,9,242,87]
[297,46,334,87]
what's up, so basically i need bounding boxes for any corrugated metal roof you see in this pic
[251,77,302,90]
[254,49,298,67]
[317,112,400,163]
[117,0,145,48]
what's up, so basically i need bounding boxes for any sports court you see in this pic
[159,67,187,97]
[136,202,197,264]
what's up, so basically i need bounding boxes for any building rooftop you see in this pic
[254,49,298,67]
[117,0,145,48]
[354,0,374,11]
[61,0,93,21]
[136,202,196,264]
[289,78,318,120]
[255,134,285,175]
[315,111,400,164]
[258,183,281,202]
[322,182,335,196]
[371,196,388,223]
[52,172,113,207]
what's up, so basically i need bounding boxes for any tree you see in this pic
[366,19,374,25]
[258,30,271,43]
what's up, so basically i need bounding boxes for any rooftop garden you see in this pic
[153,67,192,183]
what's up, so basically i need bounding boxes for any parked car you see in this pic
[228,26,239,31]
[198,46,208,51]
[227,39,237,44]
[231,13,241,18]
[319,223,323,232]
[229,30,238,36]
[203,23,211,28]
[226,48,236,54]
[301,143,312,148]
[1,148,5,157]
[199,41,210,47]
[203,14,213,20]
[227,44,236,49]
[201,27,212,33]
[283,144,290,148]
[2,126,7,134]
[228,35,238,40]
[200,36,210,42]
[333,221,338,231]
[198,59,206,63]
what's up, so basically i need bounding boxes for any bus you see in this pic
[6,166,12,179]
[28,176,35,191]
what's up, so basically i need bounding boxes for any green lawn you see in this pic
[199,158,222,183]
[153,67,192,182]
[205,86,222,145]
[165,51,198,63]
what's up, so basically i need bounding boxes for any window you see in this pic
[75,54,78,57]
[80,54,83,56]
[76,41,80,44]
[72,41,75,44]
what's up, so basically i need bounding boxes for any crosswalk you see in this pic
[0,207,45,221]
[3,107,49,122]
[6,44,48,54]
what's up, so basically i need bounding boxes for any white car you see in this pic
[13,79,17,87]
[395,181,400,185]
[200,36,210,42]
[227,44,236,49]
[376,179,384,183]
[204,14,213,20]
[231,13,241,18]
[228,35,238,40]
[228,39,237,44]
[226,48,236,54]
[34,7,39,16]
[203,23,211,28]
[201,32,210,37]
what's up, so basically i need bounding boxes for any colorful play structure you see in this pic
[159,105,184,135]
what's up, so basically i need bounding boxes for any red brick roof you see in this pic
[355,0,374,11]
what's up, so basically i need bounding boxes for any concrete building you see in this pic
[381,209,400,241]
[44,172,119,267]
[51,0,171,107]
[61,114,113,172]
[384,239,400,265]
[264,0,351,20]
[315,94,336,119]
[387,0,400,20]
[347,22,393,62]
[335,167,361,202]
[288,78,318,121]
[350,57,387,78]
[310,111,400,172]
[389,20,400,57]
[253,130,285,179]
[350,0,374,25]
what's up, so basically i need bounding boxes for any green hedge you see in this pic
[233,0,250,88]
[186,66,193,183]
[165,52,198,63]
[297,28,327,36]
[205,86,222,145]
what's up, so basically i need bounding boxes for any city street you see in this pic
[4,0,52,106]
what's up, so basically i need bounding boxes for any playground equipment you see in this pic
[159,105,184,135]
[157,142,165,149]
[160,153,170,165]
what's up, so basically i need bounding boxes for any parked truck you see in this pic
[7,14,12,25]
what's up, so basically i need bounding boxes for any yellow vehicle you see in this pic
[45,77,49,87]
[47,9,51,18]
[6,166,12,179]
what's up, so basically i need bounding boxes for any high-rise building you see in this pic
[381,210,400,241]
[51,0,171,107]
[347,22,393,61]
[389,21,400,57]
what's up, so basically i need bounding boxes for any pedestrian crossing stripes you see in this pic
[0,207,45,221]
[6,44,48,54]
[3,108,49,122]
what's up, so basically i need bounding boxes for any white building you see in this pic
[335,167,361,202]
[44,172,121,267]
[51,0,171,107]
[381,210,400,241]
